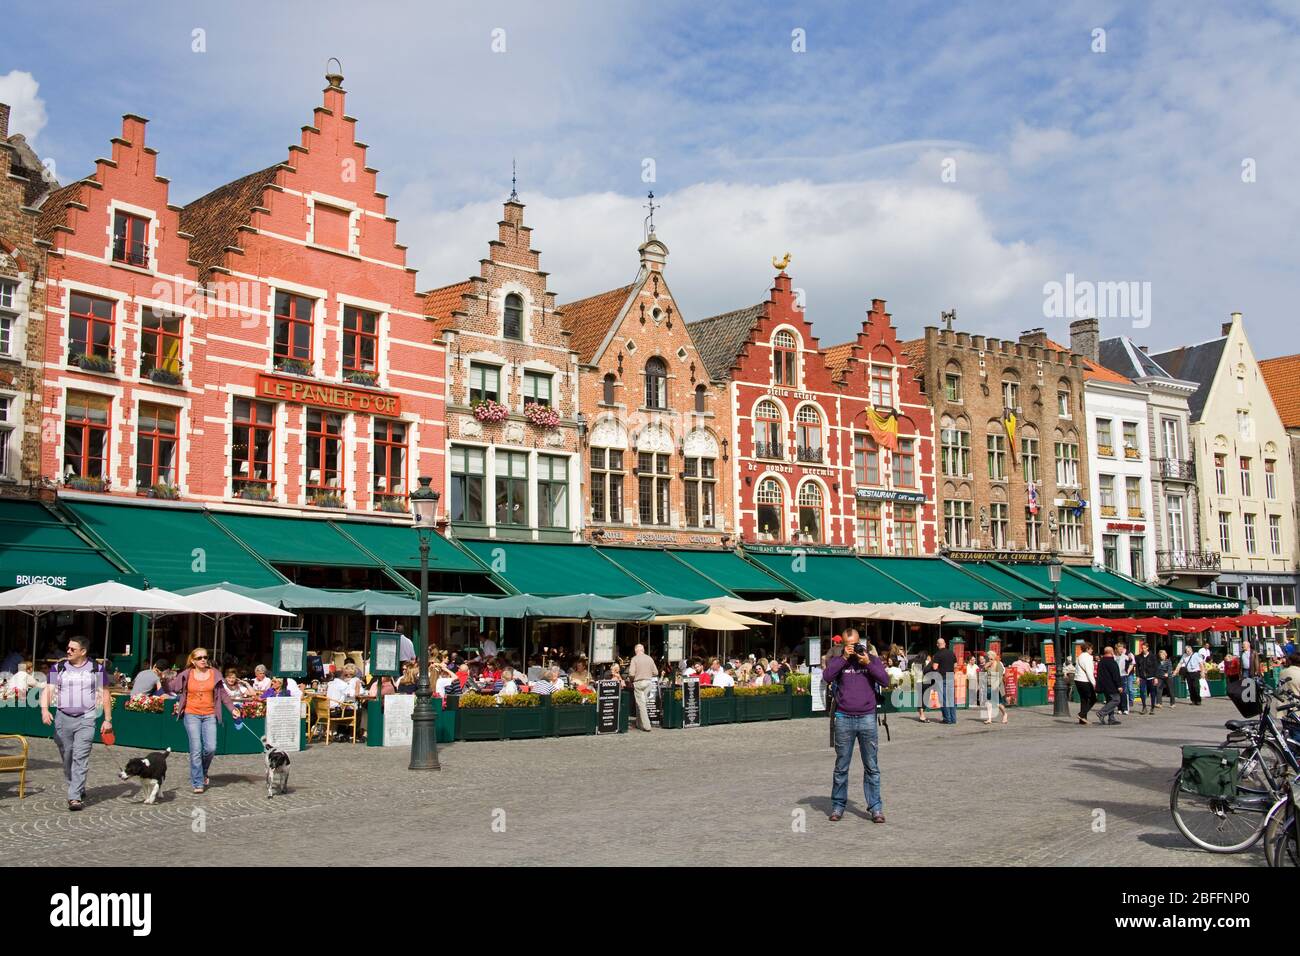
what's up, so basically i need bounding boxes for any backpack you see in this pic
[55,658,102,676]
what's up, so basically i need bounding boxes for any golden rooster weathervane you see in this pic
[772,252,791,271]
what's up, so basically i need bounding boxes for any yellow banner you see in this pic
[867,406,898,450]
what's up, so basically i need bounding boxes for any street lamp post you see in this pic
[1050,548,1070,717]
[409,475,441,771]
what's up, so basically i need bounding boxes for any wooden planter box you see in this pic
[734,692,769,722]
[790,694,812,719]
[765,688,791,720]
[111,703,167,750]
[502,703,548,739]
[658,689,682,729]
[1016,686,1048,707]
[700,691,735,725]
[1207,678,1227,698]
[457,705,506,741]
[552,703,597,736]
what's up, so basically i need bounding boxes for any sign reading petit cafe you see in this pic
[255,373,402,416]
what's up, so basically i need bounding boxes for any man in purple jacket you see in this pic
[824,628,889,823]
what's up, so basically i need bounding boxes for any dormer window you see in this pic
[644,357,668,410]
[694,384,707,413]
[773,330,798,386]
[602,373,617,405]
[503,293,523,341]
[112,211,149,267]
[870,364,894,408]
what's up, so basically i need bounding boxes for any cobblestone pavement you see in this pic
[0,699,1267,866]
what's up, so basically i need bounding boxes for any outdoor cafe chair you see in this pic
[311,696,357,744]
[0,734,29,798]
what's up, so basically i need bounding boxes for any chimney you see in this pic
[638,237,668,274]
[1139,345,1149,354]
[1019,328,1048,347]
[1222,312,1241,336]
[1069,317,1100,363]
[0,103,9,139]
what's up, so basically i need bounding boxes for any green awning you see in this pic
[210,513,381,568]
[1151,585,1243,613]
[332,520,485,573]
[860,557,1019,611]
[60,501,280,590]
[0,500,127,589]
[747,554,926,603]
[669,550,797,596]
[595,548,730,599]
[457,541,646,597]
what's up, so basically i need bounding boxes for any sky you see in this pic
[2,0,1298,357]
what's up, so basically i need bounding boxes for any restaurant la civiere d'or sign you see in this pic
[255,373,402,416]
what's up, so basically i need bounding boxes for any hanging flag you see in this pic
[866,405,899,450]
[1003,411,1017,462]
[1072,497,1088,519]
[1028,481,1039,515]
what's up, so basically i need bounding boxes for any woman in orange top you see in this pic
[167,647,240,794]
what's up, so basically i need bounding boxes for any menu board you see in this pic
[682,677,701,727]
[808,638,822,668]
[264,696,301,752]
[1003,669,1018,705]
[954,669,967,709]
[647,680,662,726]
[596,679,621,734]
[667,625,686,662]
[273,630,308,678]
[810,666,826,712]
[592,623,616,664]
[382,693,415,747]
[1043,640,1056,703]
[370,631,400,677]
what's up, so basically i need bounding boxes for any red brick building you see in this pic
[688,265,937,553]
[35,70,444,516]
[560,231,731,548]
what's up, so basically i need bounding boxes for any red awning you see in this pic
[1234,613,1291,627]
[1080,617,1139,633]
[1131,617,1171,634]
[1207,617,1242,632]
[1162,618,1211,633]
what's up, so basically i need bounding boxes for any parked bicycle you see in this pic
[1169,677,1300,854]
[1262,770,1299,867]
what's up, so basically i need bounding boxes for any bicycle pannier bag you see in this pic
[1179,745,1240,799]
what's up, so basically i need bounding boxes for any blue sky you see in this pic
[3,0,1298,356]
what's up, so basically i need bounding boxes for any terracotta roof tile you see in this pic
[687,304,764,381]
[1042,337,1131,385]
[179,164,281,278]
[35,180,87,244]
[1259,355,1300,429]
[824,342,855,379]
[557,284,636,363]
[421,280,475,334]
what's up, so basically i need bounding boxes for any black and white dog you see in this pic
[261,736,290,798]
[119,748,171,805]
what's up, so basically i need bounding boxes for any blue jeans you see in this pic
[182,713,218,789]
[831,713,882,815]
[938,674,957,723]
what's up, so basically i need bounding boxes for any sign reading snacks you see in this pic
[256,372,402,416]
[596,680,621,734]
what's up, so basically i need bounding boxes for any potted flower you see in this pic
[276,357,313,376]
[65,475,108,493]
[72,352,115,373]
[500,692,548,739]
[310,491,344,509]
[148,366,183,386]
[1204,663,1227,698]
[550,688,596,736]
[239,485,272,502]
[733,683,790,721]
[455,692,507,740]
[523,401,560,429]
[148,482,180,500]
[1016,670,1049,707]
[377,497,408,514]
[785,673,813,718]
[471,398,509,423]
[344,369,378,387]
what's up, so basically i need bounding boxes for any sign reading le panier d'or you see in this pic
[256,372,402,416]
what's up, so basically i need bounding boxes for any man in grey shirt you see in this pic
[627,644,659,732]
[131,660,168,696]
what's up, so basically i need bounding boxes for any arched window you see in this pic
[773,329,798,385]
[943,361,963,403]
[602,373,616,405]
[869,364,893,408]
[756,478,784,542]
[644,357,668,409]
[503,293,523,341]
[797,482,823,543]
[795,405,823,463]
[755,400,783,459]
[694,384,706,413]
[1001,371,1020,410]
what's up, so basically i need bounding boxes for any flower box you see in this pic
[701,688,735,725]
[238,485,273,502]
[523,401,560,429]
[147,367,183,386]
[502,694,549,739]
[1016,686,1048,707]
[791,693,813,718]
[66,475,108,493]
[471,399,508,423]
[73,352,115,374]
[376,497,408,514]
[148,483,180,500]
[276,358,313,376]
[1207,678,1227,698]
[551,697,597,736]
[344,370,378,387]
[455,695,507,741]
[309,492,344,509]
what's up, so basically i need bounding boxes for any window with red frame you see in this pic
[273,292,314,365]
[305,409,342,498]
[232,398,275,494]
[343,306,379,374]
[892,438,915,487]
[140,310,183,377]
[373,418,408,504]
[68,293,114,363]
[63,391,111,480]
[772,330,798,386]
[136,403,178,489]
[112,211,149,267]
[870,364,894,408]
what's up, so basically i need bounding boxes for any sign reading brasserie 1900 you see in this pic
[256,373,402,416]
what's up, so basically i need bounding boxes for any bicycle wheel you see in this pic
[1238,741,1291,798]
[1263,803,1299,867]
[1169,770,1268,853]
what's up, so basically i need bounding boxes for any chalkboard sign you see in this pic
[647,680,662,726]
[596,679,621,734]
[682,677,701,728]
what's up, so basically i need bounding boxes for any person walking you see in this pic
[1074,642,1097,725]
[1157,649,1176,708]
[1114,642,1133,715]
[167,647,241,794]
[627,643,659,732]
[1180,642,1203,706]
[931,637,958,724]
[983,650,1008,724]
[913,650,932,723]
[40,636,112,811]
[1095,647,1123,725]
[823,628,888,823]
[1135,641,1160,714]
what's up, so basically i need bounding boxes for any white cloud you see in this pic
[0,70,47,143]
[398,178,1058,346]
[1008,123,1078,168]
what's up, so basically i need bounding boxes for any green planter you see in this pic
[734,692,768,722]
[619,690,631,733]
[790,694,812,719]
[1016,686,1048,708]
[367,696,455,746]
[110,703,166,750]
[1207,678,1227,698]
[1174,676,1188,699]
[658,688,682,729]
[701,690,735,725]
[766,688,792,720]
[456,704,506,741]
[552,703,597,736]
[438,695,457,743]
[502,703,548,739]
